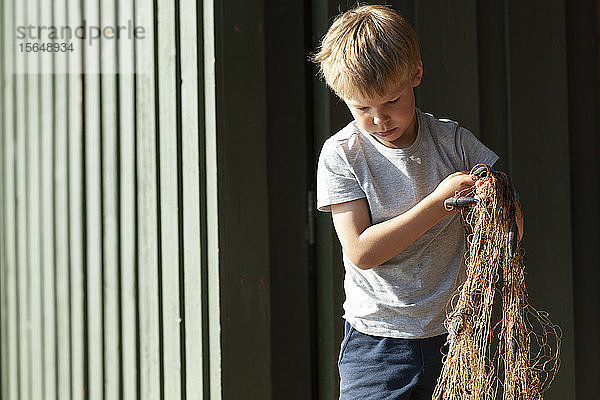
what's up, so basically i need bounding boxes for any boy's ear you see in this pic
[412,61,423,87]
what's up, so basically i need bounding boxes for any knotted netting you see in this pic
[433,165,561,400]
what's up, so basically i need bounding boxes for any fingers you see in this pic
[447,171,476,186]
[450,171,471,178]
[456,173,477,189]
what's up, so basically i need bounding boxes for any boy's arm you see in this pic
[332,172,476,270]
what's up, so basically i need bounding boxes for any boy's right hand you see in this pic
[428,172,476,212]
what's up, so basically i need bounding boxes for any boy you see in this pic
[314,5,517,399]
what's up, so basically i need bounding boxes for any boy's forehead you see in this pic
[344,81,407,105]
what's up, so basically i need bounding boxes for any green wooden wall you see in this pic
[0,0,209,398]
[1,0,598,399]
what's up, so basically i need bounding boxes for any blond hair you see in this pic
[313,5,421,100]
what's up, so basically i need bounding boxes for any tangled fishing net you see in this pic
[433,165,561,400]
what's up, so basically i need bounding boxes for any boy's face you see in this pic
[344,63,423,149]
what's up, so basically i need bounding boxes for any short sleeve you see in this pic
[316,139,366,212]
[455,127,499,170]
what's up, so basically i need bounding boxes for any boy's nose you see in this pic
[373,114,390,126]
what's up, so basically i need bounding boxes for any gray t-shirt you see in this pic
[316,109,498,338]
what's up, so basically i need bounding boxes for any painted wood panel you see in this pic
[100,0,121,398]
[415,0,480,133]
[82,0,104,398]
[309,2,358,398]
[135,0,162,398]
[157,0,183,395]
[52,0,72,398]
[2,0,211,398]
[54,87,72,400]
[565,1,600,398]
[211,0,273,398]
[38,0,57,398]
[15,37,29,395]
[1,0,20,398]
[25,0,44,397]
[264,1,315,398]
[202,1,223,398]
[0,1,8,398]
[67,1,86,399]
[505,2,576,398]
[117,1,139,399]
[178,0,206,396]
[476,1,510,170]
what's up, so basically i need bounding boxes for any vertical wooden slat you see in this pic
[265,0,315,398]
[202,0,221,398]
[414,0,480,133]
[15,2,29,398]
[2,123,19,400]
[213,0,272,397]
[566,0,600,398]
[117,0,139,399]
[476,1,510,171]
[2,0,19,397]
[506,1,576,398]
[26,0,44,397]
[312,85,346,400]
[157,0,183,397]
[179,0,205,396]
[99,0,121,398]
[82,0,104,398]
[67,1,86,398]
[53,0,72,398]
[135,0,161,397]
[80,0,106,398]
[15,34,29,397]
[0,1,7,398]
[39,0,57,397]
[310,2,348,399]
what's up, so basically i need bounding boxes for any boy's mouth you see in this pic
[374,127,396,137]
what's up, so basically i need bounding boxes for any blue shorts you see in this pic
[338,321,447,400]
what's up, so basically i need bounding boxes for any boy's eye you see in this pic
[388,97,400,104]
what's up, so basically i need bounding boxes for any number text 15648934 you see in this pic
[19,42,74,52]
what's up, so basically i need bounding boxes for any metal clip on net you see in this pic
[470,164,491,178]
[444,196,476,209]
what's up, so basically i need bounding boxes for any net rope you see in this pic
[433,165,561,400]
